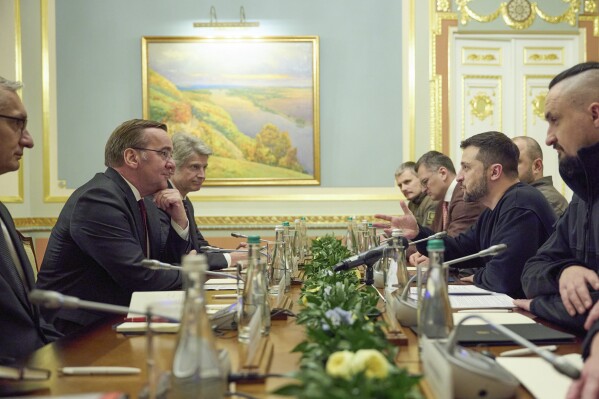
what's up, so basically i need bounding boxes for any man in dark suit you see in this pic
[36,119,190,335]
[170,133,246,270]
[0,76,61,363]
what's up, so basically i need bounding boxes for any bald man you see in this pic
[513,136,568,217]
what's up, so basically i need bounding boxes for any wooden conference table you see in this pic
[0,287,583,398]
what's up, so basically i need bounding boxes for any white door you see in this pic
[451,34,582,200]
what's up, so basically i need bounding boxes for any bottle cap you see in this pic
[368,222,373,227]
[248,235,260,244]
[427,239,445,251]
[301,217,306,220]
[282,221,290,226]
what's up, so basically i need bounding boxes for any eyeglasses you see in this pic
[0,114,27,135]
[132,147,173,161]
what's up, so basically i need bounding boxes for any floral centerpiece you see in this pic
[273,236,421,399]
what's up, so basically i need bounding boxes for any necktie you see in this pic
[0,229,28,297]
[442,201,449,231]
[138,199,149,257]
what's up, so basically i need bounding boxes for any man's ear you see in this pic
[590,102,599,128]
[123,148,140,169]
[438,166,448,181]
[532,158,543,175]
[489,163,503,181]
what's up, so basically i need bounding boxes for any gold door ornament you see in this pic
[470,93,494,122]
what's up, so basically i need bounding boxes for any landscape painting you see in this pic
[142,36,320,186]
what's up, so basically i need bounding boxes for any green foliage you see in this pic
[273,236,422,399]
[273,362,422,399]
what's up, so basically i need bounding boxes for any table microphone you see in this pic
[447,315,581,379]
[421,314,580,399]
[28,289,179,321]
[140,259,242,281]
[443,244,507,267]
[231,233,271,243]
[333,243,388,272]
[409,231,447,245]
[392,244,508,328]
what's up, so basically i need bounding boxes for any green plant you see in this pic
[274,235,422,399]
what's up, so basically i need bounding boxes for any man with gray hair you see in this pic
[37,119,190,335]
[394,161,437,229]
[170,132,246,269]
[0,76,60,362]
[513,136,568,217]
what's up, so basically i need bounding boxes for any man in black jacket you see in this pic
[0,76,61,363]
[513,62,599,398]
[170,132,247,270]
[377,131,556,298]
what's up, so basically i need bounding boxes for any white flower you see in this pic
[326,351,354,380]
[350,349,390,379]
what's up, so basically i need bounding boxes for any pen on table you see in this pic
[123,316,147,322]
[60,366,141,375]
[212,294,238,299]
[456,309,512,313]
[499,345,558,357]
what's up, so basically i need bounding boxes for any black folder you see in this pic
[455,323,576,346]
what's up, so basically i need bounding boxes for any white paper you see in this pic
[410,285,495,296]
[453,312,535,325]
[205,278,237,285]
[127,291,184,318]
[497,354,583,399]
[449,293,515,309]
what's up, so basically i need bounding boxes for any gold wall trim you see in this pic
[430,8,458,154]
[187,193,402,202]
[456,0,580,30]
[14,215,385,232]
[1,0,25,203]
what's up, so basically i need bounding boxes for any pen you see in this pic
[123,317,147,322]
[60,367,141,375]
[499,345,557,357]
[456,309,511,313]
[212,294,238,299]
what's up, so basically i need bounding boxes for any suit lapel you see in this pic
[183,198,200,251]
[104,168,148,253]
[0,203,35,314]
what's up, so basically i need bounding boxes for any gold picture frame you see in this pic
[142,36,320,186]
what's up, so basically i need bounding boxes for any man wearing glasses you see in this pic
[0,77,61,363]
[414,151,485,237]
[36,119,190,335]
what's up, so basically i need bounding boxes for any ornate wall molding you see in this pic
[456,0,580,30]
[15,215,384,232]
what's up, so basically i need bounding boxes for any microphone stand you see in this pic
[358,258,387,303]
[29,289,180,322]
[446,315,581,379]
[140,259,243,281]
[231,232,273,261]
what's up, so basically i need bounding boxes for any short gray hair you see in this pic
[394,161,416,178]
[0,76,22,92]
[172,132,212,168]
[0,76,22,111]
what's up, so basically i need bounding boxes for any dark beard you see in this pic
[558,155,581,181]
[464,178,488,203]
